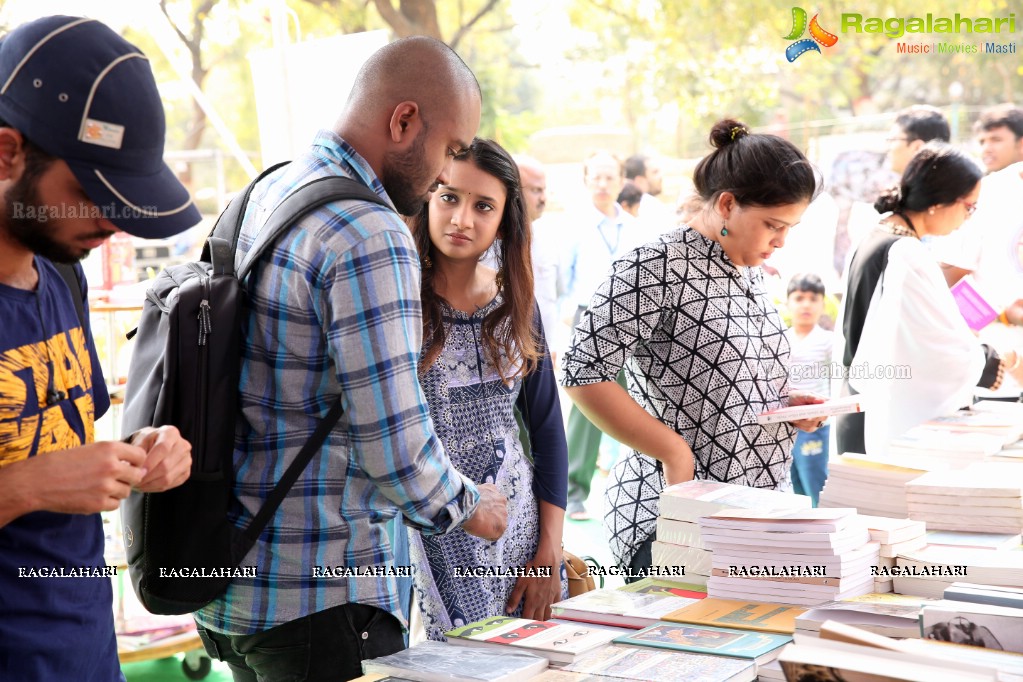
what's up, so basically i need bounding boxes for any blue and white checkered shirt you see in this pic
[195,131,480,635]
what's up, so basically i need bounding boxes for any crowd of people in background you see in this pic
[4,13,1023,682]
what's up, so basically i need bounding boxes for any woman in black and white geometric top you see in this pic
[561,119,829,575]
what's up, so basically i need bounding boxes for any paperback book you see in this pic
[361,641,548,682]
[661,597,804,634]
[445,616,618,665]
[613,622,791,665]
[560,644,755,682]
[550,588,698,629]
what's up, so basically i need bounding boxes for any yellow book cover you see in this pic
[661,597,805,634]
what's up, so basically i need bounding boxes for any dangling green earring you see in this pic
[720,221,729,237]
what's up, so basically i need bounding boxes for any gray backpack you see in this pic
[120,163,387,614]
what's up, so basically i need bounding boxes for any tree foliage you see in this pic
[560,0,1023,157]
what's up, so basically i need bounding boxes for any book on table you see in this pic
[550,588,699,629]
[558,643,756,682]
[660,597,804,634]
[924,408,1023,446]
[617,577,707,599]
[920,599,1023,654]
[858,515,927,545]
[794,599,924,639]
[612,622,791,666]
[817,619,1023,679]
[360,640,548,682]
[710,542,879,575]
[943,582,1023,609]
[780,629,1000,682]
[697,507,860,534]
[444,616,618,665]
[924,530,1022,551]
[657,481,810,523]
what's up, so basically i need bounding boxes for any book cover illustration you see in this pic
[615,622,790,659]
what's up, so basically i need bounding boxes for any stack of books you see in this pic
[905,463,1023,534]
[892,546,1023,599]
[860,515,927,593]
[924,403,1023,447]
[886,426,1006,465]
[818,452,939,518]
[697,508,878,606]
[793,592,929,640]
[652,481,810,586]
[779,620,1022,681]
[925,529,1022,551]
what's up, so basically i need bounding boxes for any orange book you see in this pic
[662,596,805,634]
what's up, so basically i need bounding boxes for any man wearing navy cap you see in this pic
[0,16,199,680]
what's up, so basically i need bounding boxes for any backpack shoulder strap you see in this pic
[236,175,388,281]
[54,263,86,331]
[230,175,388,541]
[201,161,291,275]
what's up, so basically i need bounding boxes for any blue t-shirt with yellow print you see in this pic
[0,257,120,681]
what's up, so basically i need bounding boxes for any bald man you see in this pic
[192,37,507,681]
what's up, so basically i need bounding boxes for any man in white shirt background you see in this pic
[937,105,1023,400]
[561,151,638,520]
[624,153,674,234]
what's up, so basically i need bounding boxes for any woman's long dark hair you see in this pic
[407,137,539,380]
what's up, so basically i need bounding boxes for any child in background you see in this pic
[786,273,834,506]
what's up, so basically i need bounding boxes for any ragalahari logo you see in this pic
[784,7,838,61]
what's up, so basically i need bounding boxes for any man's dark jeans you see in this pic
[196,602,404,682]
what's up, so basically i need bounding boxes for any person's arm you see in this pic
[565,382,694,485]
[0,441,147,528]
[506,336,566,619]
[940,262,970,288]
[561,245,695,486]
[324,227,504,540]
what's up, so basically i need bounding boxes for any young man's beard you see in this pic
[381,131,435,217]
[3,174,106,263]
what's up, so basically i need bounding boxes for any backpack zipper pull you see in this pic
[198,276,213,346]
[198,299,211,346]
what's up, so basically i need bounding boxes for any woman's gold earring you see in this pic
[495,269,504,290]
[422,254,432,269]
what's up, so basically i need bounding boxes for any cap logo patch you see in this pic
[81,118,124,149]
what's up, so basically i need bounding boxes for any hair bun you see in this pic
[709,119,750,148]
[873,185,902,214]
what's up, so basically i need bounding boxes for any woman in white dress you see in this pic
[836,142,1023,456]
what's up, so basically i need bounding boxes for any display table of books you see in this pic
[352,401,1023,681]
[353,467,1023,682]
